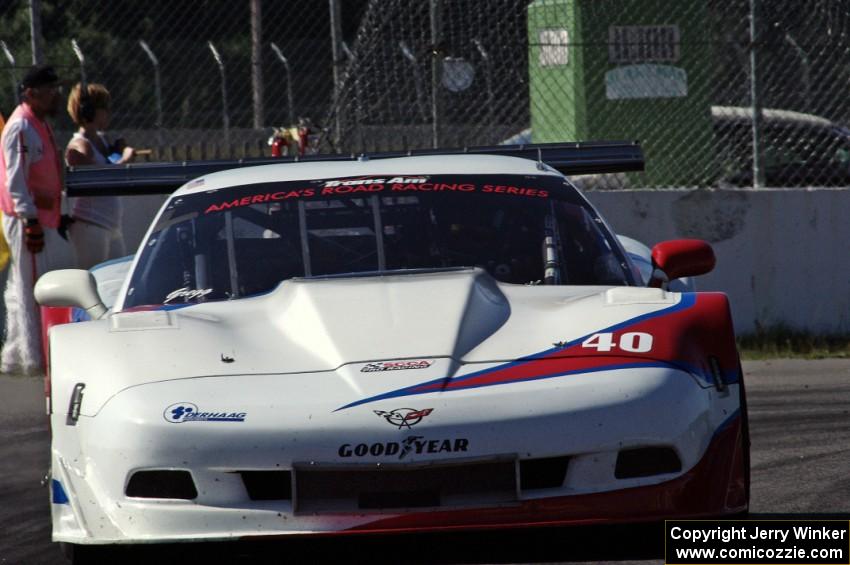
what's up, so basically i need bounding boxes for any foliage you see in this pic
[738,325,850,360]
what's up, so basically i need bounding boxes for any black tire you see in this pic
[737,361,752,507]
[61,543,117,565]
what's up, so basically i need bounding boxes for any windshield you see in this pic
[123,173,633,308]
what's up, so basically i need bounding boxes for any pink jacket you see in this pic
[0,103,62,228]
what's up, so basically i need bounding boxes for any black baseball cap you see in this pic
[20,64,60,89]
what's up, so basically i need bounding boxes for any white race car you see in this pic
[37,143,748,561]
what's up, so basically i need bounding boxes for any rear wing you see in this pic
[65,141,644,197]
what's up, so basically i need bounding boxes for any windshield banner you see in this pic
[202,174,558,214]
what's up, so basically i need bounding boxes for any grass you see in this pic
[737,325,850,360]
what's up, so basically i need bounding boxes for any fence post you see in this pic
[0,41,18,104]
[139,40,164,146]
[400,42,428,125]
[329,0,343,146]
[749,0,765,189]
[28,0,44,64]
[208,41,230,148]
[270,43,295,125]
[473,39,494,135]
[341,41,359,152]
[251,0,264,128]
[429,0,441,148]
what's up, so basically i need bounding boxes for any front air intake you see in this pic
[125,470,197,499]
[614,447,682,479]
[295,459,517,513]
[239,471,293,501]
[519,456,570,490]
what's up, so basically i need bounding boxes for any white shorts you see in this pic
[68,219,126,270]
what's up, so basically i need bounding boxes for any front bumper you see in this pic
[51,366,744,544]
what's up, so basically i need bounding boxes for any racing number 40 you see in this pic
[581,332,653,353]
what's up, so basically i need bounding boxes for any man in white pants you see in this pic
[0,65,68,374]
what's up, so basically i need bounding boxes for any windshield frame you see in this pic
[116,172,637,311]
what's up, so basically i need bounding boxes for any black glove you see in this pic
[24,219,44,253]
[58,214,75,241]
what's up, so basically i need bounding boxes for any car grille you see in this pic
[239,471,293,501]
[519,455,570,490]
[293,457,519,514]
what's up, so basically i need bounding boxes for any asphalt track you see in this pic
[2,359,849,564]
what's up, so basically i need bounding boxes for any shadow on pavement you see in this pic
[63,522,665,564]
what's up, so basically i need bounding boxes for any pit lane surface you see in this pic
[2,359,849,564]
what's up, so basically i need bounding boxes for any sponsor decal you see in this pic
[163,402,246,423]
[322,182,476,195]
[374,407,434,429]
[201,175,552,215]
[204,188,316,214]
[361,360,433,372]
[338,436,469,460]
[164,287,213,303]
[321,176,428,188]
[581,331,654,353]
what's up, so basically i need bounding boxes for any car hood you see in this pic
[50,268,695,416]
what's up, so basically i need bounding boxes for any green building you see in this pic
[528,0,714,186]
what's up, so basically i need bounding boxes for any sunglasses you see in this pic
[31,84,64,94]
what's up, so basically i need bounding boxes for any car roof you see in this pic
[173,154,562,196]
[711,105,836,128]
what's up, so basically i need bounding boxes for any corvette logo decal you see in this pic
[373,407,434,429]
[163,402,246,423]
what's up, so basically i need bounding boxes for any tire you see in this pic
[61,543,117,565]
[737,361,752,507]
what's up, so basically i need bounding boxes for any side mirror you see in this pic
[34,269,107,320]
[649,239,715,288]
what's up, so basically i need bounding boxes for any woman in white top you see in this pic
[65,82,135,269]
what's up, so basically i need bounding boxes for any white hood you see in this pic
[50,268,682,415]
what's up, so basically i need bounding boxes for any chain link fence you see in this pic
[1,0,849,188]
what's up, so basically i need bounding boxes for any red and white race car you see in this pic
[36,143,748,561]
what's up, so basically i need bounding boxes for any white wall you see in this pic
[589,188,850,334]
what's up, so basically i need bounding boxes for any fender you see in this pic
[338,292,741,410]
